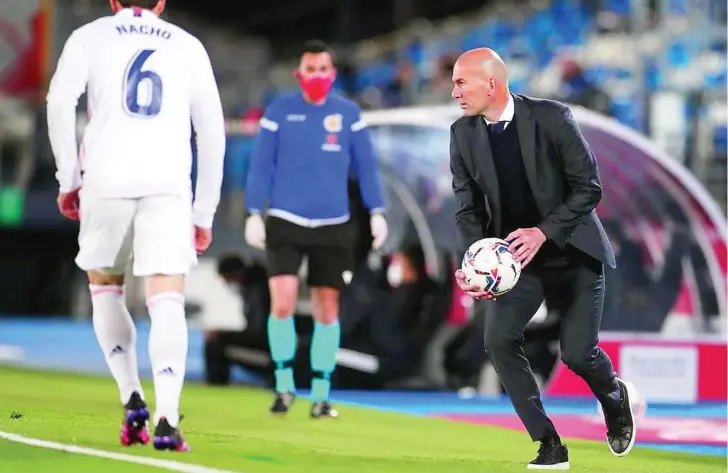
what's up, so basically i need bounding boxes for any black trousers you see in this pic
[484,244,622,441]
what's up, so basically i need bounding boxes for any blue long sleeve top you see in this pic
[245,92,386,227]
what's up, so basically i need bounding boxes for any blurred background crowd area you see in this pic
[0,0,726,393]
[0,0,726,212]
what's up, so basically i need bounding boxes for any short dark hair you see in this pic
[301,40,334,60]
[118,0,160,8]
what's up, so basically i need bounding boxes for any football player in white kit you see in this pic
[46,0,225,452]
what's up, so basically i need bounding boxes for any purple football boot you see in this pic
[153,417,190,452]
[120,392,150,446]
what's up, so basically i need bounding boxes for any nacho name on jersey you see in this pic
[116,23,171,40]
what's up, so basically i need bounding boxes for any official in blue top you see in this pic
[244,40,388,418]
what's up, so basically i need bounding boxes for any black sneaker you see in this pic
[310,401,339,419]
[527,440,569,470]
[270,392,295,415]
[603,378,636,457]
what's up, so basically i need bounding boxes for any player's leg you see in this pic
[558,253,634,457]
[133,195,195,452]
[305,224,354,418]
[482,271,570,468]
[76,197,149,446]
[264,217,305,414]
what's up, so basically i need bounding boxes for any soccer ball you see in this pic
[461,238,522,296]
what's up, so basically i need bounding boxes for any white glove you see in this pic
[370,213,388,250]
[244,213,266,249]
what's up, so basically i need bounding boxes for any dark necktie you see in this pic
[487,120,508,134]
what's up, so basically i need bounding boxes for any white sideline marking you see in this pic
[0,430,241,473]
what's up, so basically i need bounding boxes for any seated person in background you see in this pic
[217,253,270,336]
[204,254,272,385]
[600,220,690,332]
[340,243,449,387]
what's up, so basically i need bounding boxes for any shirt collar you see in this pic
[115,7,155,18]
[484,94,514,125]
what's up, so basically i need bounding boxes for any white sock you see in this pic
[90,285,143,405]
[147,292,187,428]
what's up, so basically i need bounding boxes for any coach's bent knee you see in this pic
[484,327,520,361]
[87,270,124,286]
[561,347,599,375]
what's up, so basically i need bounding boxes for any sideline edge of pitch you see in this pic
[0,430,242,473]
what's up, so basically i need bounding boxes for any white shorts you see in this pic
[75,195,197,277]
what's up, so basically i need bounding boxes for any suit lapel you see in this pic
[469,117,500,233]
[514,95,540,201]
[474,118,500,209]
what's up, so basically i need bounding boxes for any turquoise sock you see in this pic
[267,315,297,393]
[310,321,340,402]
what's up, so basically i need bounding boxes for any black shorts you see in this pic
[265,216,355,289]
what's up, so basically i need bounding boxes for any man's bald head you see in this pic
[451,48,511,118]
[456,48,509,84]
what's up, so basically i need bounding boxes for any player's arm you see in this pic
[244,106,279,215]
[189,41,226,229]
[536,105,603,248]
[46,31,89,193]
[450,123,487,260]
[349,111,385,214]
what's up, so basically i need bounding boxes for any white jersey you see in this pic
[46,7,225,228]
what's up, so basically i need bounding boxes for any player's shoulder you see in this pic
[69,15,203,49]
[269,92,300,105]
[515,94,570,118]
[263,93,300,117]
[450,115,472,132]
[328,93,362,115]
[68,15,114,42]
[157,18,203,46]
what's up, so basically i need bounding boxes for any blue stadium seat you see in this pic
[524,10,555,37]
[667,41,690,68]
[351,0,722,135]
[714,125,727,153]
[356,63,396,89]
[668,0,689,15]
[603,0,631,15]
[611,97,641,129]
[460,27,487,51]
[704,65,726,89]
[644,60,663,90]
[403,41,425,67]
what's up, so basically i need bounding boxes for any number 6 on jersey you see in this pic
[123,49,163,117]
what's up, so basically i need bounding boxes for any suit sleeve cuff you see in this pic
[537,222,566,248]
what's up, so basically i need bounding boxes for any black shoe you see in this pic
[603,378,636,456]
[527,439,569,470]
[270,392,295,415]
[310,401,339,419]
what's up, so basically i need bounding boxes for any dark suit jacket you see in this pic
[450,94,616,268]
